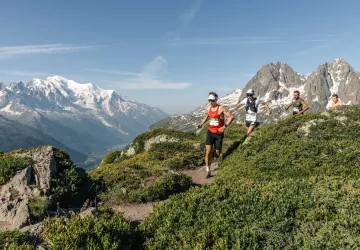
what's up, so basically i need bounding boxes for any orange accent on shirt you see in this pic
[208,106,224,134]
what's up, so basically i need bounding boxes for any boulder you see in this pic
[0,146,56,230]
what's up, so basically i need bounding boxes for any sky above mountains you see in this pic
[0,0,359,114]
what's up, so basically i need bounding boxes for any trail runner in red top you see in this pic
[197,92,234,178]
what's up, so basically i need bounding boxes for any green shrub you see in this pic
[148,142,204,170]
[100,150,129,166]
[28,197,49,220]
[43,207,144,250]
[148,142,192,161]
[50,148,99,208]
[102,173,192,203]
[0,155,34,185]
[100,150,123,165]
[0,230,38,250]
[142,177,360,249]
[128,173,192,203]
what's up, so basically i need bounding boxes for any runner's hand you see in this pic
[218,126,226,133]
[236,103,241,108]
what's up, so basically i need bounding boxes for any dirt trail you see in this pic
[112,201,166,222]
[182,162,219,185]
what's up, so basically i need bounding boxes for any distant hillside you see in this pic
[0,114,87,165]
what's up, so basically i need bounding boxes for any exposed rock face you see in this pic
[144,135,180,151]
[20,222,44,238]
[122,135,180,157]
[304,58,360,112]
[0,146,56,230]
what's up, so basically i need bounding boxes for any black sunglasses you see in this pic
[246,94,253,97]
[208,99,216,102]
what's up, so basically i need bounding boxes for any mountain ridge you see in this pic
[151,58,360,131]
[0,76,168,167]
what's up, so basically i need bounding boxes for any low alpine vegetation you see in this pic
[0,154,34,185]
[42,207,143,250]
[142,105,360,249]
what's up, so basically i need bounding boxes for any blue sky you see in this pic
[0,0,359,114]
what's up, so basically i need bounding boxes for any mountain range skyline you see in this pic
[0,75,168,168]
[1,0,360,114]
[152,57,360,131]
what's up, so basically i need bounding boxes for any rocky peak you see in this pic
[7,81,26,93]
[239,61,304,102]
[304,58,360,111]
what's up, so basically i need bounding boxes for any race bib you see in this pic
[293,107,300,113]
[246,113,256,122]
[209,118,219,126]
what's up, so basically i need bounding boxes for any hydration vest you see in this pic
[292,98,303,111]
[246,98,258,113]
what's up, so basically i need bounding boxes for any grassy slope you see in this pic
[141,105,360,249]
[91,125,246,204]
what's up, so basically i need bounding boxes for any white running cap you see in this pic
[208,94,217,101]
[246,89,254,94]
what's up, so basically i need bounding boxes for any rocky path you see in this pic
[111,201,166,222]
[182,162,219,185]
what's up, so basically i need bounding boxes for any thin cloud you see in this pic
[107,78,191,90]
[169,37,288,46]
[293,43,330,56]
[178,0,203,26]
[0,70,49,77]
[167,36,338,47]
[0,44,92,58]
[92,56,192,90]
[86,68,139,76]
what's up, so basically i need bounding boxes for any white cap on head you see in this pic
[246,89,254,95]
[208,94,217,101]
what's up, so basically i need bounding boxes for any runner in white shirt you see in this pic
[236,89,271,135]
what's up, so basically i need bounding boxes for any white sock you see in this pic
[206,166,210,172]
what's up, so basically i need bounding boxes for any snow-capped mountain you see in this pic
[0,76,168,167]
[152,58,360,131]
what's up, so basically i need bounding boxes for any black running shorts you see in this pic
[206,130,224,150]
[245,121,260,128]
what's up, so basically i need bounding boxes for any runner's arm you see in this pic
[222,106,234,126]
[285,102,293,110]
[197,114,209,127]
[299,100,309,114]
[262,101,271,115]
[218,106,234,133]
